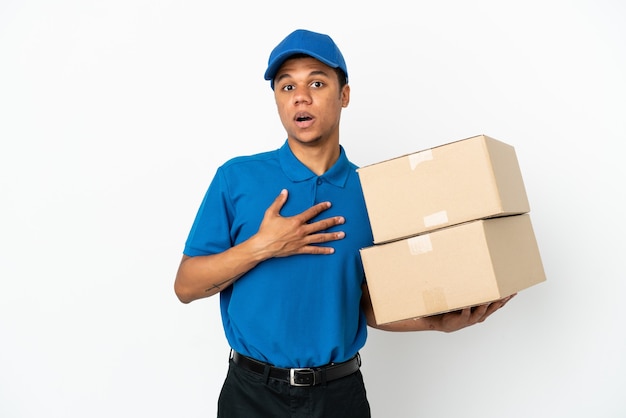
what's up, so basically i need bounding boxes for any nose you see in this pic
[293,89,311,105]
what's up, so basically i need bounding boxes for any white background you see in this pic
[1,1,624,417]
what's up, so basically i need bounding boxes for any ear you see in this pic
[341,84,350,108]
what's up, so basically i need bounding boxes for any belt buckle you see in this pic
[289,368,316,386]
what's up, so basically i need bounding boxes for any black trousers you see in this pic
[217,359,371,418]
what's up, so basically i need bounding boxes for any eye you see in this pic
[281,84,295,91]
[311,81,324,88]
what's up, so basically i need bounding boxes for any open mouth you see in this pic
[295,113,313,122]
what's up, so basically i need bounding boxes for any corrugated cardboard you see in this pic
[360,214,545,325]
[357,134,530,244]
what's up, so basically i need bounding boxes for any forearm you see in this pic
[174,236,271,303]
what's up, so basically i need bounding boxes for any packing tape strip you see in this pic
[408,149,433,170]
[424,210,448,228]
[408,234,433,255]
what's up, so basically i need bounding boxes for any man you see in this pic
[175,29,514,418]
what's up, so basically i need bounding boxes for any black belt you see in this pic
[230,350,361,387]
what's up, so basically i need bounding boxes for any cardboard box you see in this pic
[360,214,545,325]
[357,134,530,244]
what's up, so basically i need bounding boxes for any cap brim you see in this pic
[264,49,341,81]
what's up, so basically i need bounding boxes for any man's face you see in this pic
[273,56,350,148]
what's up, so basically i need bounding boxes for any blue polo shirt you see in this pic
[184,141,374,368]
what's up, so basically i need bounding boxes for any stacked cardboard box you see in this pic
[357,134,546,325]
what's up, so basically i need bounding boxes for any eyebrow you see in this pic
[275,69,331,84]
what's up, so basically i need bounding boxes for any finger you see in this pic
[303,215,345,235]
[265,189,289,217]
[501,293,517,305]
[296,200,333,223]
[304,230,346,244]
[285,223,345,257]
[298,244,337,255]
[470,304,489,320]
[292,232,345,256]
[478,298,511,321]
[456,307,472,321]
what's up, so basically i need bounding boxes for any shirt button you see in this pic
[317,178,323,185]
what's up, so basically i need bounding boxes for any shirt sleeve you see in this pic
[183,167,234,257]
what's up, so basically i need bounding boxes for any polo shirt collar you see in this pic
[278,140,350,188]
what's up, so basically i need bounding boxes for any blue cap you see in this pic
[264,29,348,89]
